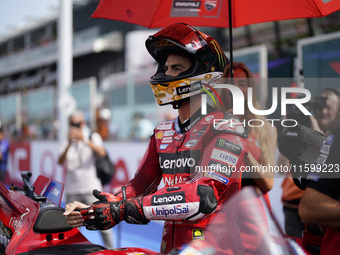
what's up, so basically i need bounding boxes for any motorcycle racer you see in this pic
[64,22,249,253]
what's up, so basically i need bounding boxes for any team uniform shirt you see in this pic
[115,106,249,253]
[305,123,340,255]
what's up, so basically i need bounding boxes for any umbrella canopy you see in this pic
[91,0,340,78]
[91,0,340,28]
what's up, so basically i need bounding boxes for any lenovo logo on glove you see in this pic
[151,191,186,206]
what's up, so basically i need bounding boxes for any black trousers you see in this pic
[283,206,305,238]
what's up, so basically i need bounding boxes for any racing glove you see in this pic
[78,189,149,230]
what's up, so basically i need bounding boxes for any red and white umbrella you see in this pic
[91,0,340,74]
[91,0,340,28]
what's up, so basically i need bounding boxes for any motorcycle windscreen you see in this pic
[43,180,64,206]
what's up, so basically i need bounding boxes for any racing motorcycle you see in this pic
[0,172,157,255]
[0,172,306,255]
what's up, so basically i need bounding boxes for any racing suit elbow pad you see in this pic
[124,197,150,225]
[197,185,217,214]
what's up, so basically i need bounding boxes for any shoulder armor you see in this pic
[212,113,248,139]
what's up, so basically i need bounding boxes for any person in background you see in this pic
[0,121,10,182]
[298,88,340,254]
[278,153,305,238]
[277,101,313,239]
[130,112,154,141]
[310,88,340,135]
[218,62,277,254]
[276,89,339,242]
[219,62,276,200]
[57,110,114,249]
[96,108,112,140]
[64,22,249,254]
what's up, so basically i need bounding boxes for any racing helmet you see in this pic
[145,22,229,107]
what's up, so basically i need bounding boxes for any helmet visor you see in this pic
[147,22,208,56]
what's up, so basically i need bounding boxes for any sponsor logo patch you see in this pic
[176,81,203,95]
[286,131,298,137]
[155,131,164,139]
[173,134,185,141]
[185,139,198,148]
[155,92,166,98]
[320,144,331,155]
[163,175,188,186]
[160,144,169,150]
[211,148,239,166]
[167,186,181,192]
[151,204,190,217]
[192,129,199,136]
[173,0,201,8]
[215,138,241,155]
[325,134,334,144]
[158,123,172,130]
[207,160,233,177]
[159,157,196,170]
[204,172,230,184]
[306,173,320,182]
[164,130,175,136]
[184,117,201,132]
[197,126,207,137]
[192,229,204,240]
[205,115,214,122]
[162,137,173,143]
[151,191,186,206]
[316,154,328,164]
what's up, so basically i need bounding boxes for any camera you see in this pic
[70,122,81,128]
[286,95,327,128]
[307,96,327,113]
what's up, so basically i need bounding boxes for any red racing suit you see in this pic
[115,107,249,253]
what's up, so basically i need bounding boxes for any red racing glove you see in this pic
[78,189,149,230]
[92,189,122,202]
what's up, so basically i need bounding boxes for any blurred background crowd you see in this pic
[1,0,340,251]
[0,0,339,142]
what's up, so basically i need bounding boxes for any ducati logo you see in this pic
[204,0,218,11]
